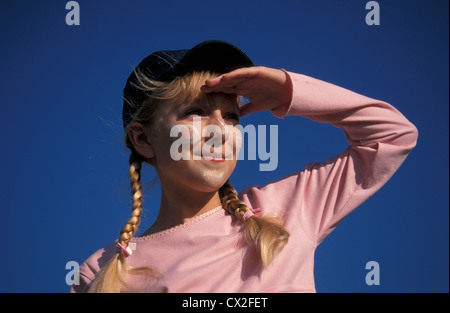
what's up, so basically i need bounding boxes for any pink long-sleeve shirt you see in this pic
[71,72,418,293]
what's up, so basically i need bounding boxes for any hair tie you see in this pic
[242,208,262,223]
[117,242,135,258]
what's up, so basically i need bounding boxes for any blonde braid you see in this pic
[220,180,248,219]
[89,152,151,293]
[220,180,290,267]
[118,154,144,246]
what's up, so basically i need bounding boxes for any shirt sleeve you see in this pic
[69,262,95,293]
[69,243,116,293]
[239,71,418,245]
[69,272,94,293]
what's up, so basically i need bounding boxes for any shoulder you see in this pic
[70,241,117,293]
[237,175,299,218]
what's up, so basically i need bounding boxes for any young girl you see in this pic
[71,40,418,293]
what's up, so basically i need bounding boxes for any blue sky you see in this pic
[0,0,448,293]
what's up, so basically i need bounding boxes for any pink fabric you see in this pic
[71,72,418,293]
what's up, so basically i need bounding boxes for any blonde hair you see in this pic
[88,70,289,292]
[220,180,289,267]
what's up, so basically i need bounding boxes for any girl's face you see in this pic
[147,92,241,193]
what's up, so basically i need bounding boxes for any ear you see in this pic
[127,122,155,159]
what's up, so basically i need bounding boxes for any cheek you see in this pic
[233,128,242,153]
[187,124,202,149]
[166,123,201,144]
[224,126,242,158]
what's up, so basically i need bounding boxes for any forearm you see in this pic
[273,71,418,149]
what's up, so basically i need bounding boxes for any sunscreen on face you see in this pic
[202,167,226,188]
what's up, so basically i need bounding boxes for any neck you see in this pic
[142,182,223,236]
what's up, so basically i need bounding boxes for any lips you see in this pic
[194,152,228,161]
[208,158,226,162]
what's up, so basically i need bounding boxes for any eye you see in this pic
[184,108,204,117]
[224,112,240,122]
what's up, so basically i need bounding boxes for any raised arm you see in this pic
[203,67,418,244]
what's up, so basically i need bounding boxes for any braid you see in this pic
[220,180,248,219]
[118,153,144,246]
[220,180,290,267]
[89,152,154,292]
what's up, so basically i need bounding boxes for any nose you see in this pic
[204,110,228,145]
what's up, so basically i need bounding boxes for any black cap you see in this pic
[122,40,254,129]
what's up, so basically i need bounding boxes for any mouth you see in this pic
[201,154,227,162]
[192,152,229,162]
[207,157,226,162]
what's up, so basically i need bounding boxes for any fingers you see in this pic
[201,66,258,93]
[211,67,257,84]
[200,85,238,95]
[201,75,241,93]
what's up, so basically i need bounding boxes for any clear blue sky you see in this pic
[0,0,448,293]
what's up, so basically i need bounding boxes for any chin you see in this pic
[185,168,231,193]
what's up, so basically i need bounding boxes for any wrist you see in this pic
[271,69,293,113]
